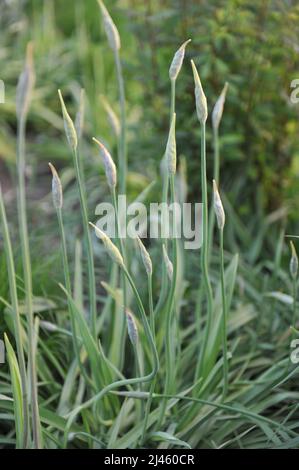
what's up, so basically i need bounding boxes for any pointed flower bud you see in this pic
[213,179,225,230]
[93,137,117,188]
[58,90,78,151]
[100,95,120,138]
[169,39,191,81]
[48,162,63,210]
[191,60,208,124]
[166,113,177,175]
[290,241,298,279]
[98,0,120,51]
[163,244,173,282]
[136,236,152,276]
[89,222,124,267]
[125,309,138,346]
[16,42,35,121]
[212,82,228,131]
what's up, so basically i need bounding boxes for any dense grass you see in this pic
[0,0,299,449]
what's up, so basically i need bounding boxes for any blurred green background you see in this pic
[1,0,299,257]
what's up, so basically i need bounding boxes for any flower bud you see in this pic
[98,0,120,51]
[48,162,63,210]
[290,241,298,279]
[212,82,228,131]
[213,179,225,230]
[166,113,177,175]
[169,39,191,81]
[93,137,117,188]
[163,244,173,281]
[58,89,78,151]
[191,60,208,124]
[89,222,124,267]
[136,236,152,276]
[125,309,138,346]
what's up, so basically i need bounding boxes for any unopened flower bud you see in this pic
[58,89,78,151]
[290,241,298,279]
[213,179,225,230]
[169,39,191,81]
[89,222,124,267]
[93,137,117,188]
[48,162,63,210]
[191,60,208,124]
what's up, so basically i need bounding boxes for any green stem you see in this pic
[154,79,176,316]
[111,187,125,259]
[114,51,127,196]
[0,185,29,448]
[291,278,297,331]
[157,175,178,427]
[170,79,175,119]
[57,209,94,389]
[195,123,213,383]
[133,342,143,430]
[220,229,228,399]
[165,175,178,392]
[111,187,127,369]
[16,117,42,448]
[208,127,219,261]
[72,148,97,339]
[141,274,155,443]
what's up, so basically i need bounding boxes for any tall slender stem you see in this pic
[16,117,42,448]
[72,148,97,339]
[114,51,127,195]
[291,278,297,331]
[220,229,228,398]
[0,185,29,448]
[155,79,176,316]
[157,174,178,427]
[208,127,219,260]
[195,123,213,382]
[141,274,155,443]
[111,187,127,369]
